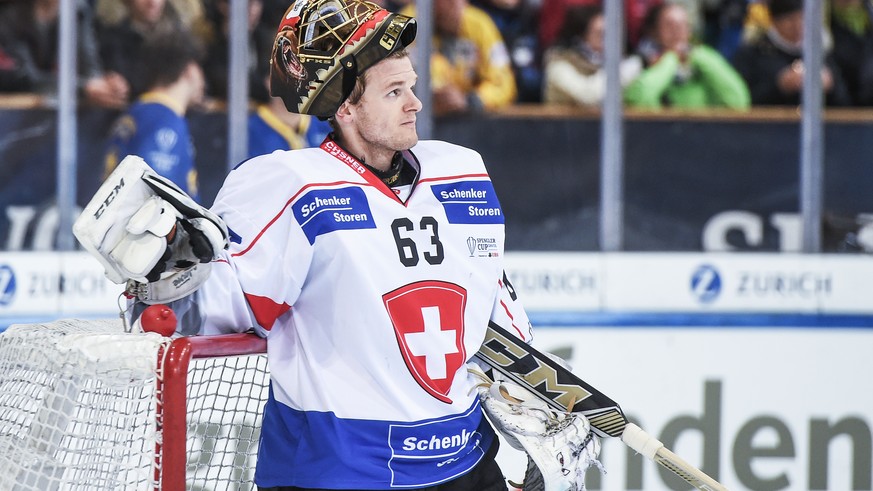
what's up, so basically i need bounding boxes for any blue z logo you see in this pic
[690,264,722,304]
[0,265,16,306]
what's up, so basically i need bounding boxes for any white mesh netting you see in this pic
[184,349,268,490]
[0,319,269,491]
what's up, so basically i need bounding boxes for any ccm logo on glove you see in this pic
[94,178,126,220]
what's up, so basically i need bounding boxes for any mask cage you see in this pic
[298,0,382,59]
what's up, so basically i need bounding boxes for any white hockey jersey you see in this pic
[189,138,532,489]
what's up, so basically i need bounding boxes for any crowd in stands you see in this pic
[0,0,871,195]
[1,0,871,112]
[1,0,871,113]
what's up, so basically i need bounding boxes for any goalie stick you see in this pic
[475,323,729,491]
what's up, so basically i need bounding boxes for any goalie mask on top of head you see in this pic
[269,0,417,118]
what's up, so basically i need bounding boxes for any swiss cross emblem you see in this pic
[383,281,468,403]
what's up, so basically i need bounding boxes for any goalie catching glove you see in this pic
[73,155,228,303]
[470,365,603,491]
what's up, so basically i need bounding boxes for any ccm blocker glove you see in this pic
[73,155,228,303]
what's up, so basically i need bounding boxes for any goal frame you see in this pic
[158,333,267,491]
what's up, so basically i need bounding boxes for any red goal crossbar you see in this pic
[157,333,268,490]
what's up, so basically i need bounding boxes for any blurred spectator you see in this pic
[103,30,205,201]
[829,0,873,105]
[197,0,272,103]
[732,0,850,106]
[623,0,662,49]
[472,0,542,102]
[701,0,749,59]
[378,0,416,15]
[670,0,717,41]
[859,40,873,104]
[741,0,776,44]
[0,0,128,108]
[258,0,292,32]
[402,0,517,116]
[624,2,750,109]
[94,0,203,27]
[247,76,331,158]
[96,0,187,99]
[542,5,642,106]
[741,0,832,48]
[169,0,204,26]
[539,0,660,54]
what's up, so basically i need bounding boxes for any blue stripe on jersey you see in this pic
[431,181,504,224]
[292,187,376,244]
[254,391,495,489]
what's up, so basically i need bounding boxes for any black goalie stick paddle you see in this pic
[475,323,729,491]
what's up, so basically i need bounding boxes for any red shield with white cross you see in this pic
[383,281,468,403]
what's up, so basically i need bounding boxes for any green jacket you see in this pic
[624,45,751,110]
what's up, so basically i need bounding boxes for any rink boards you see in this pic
[498,252,873,491]
[0,251,871,490]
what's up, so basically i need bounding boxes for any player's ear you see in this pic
[334,100,354,125]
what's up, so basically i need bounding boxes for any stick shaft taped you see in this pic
[621,423,728,491]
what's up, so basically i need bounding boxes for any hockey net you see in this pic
[0,318,269,491]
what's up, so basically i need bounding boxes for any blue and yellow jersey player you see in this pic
[103,30,205,202]
[247,72,332,159]
[247,104,331,159]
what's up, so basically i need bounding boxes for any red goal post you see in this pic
[0,319,269,491]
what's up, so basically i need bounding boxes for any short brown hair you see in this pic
[141,29,204,89]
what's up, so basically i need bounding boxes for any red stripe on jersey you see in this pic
[418,173,490,185]
[499,299,527,341]
[245,292,290,330]
[497,278,527,342]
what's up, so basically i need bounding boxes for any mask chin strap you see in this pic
[340,54,359,104]
[318,55,358,122]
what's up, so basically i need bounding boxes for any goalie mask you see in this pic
[270,0,417,118]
